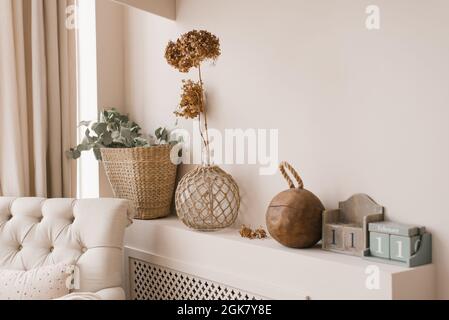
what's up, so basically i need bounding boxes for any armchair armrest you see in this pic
[56,287,125,300]
[95,287,126,300]
[56,292,102,300]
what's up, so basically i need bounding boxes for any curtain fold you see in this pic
[0,0,77,198]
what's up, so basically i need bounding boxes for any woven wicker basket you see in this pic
[101,146,177,220]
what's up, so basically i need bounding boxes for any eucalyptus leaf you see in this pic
[77,143,92,152]
[93,148,102,161]
[85,130,96,144]
[102,131,113,146]
[114,136,127,145]
[155,127,163,139]
[79,120,91,127]
[119,115,130,123]
[111,131,120,140]
[93,123,107,136]
[66,148,81,160]
[161,129,169,142]
[135,137,149,147]
[121,127,132,140]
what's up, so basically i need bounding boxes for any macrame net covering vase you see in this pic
[175,165,240,231]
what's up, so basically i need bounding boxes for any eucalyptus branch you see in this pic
[66,109,178,161]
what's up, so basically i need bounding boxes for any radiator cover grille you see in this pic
[130,258,264,300]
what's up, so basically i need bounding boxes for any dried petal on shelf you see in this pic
[240,225,268,240]
[240,225,254,239]
[254,227,268,239]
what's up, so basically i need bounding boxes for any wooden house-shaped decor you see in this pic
[322,194,384,256]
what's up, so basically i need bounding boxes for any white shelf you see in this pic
[124,216,436,300]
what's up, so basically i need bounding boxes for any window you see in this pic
[76,0,99,198]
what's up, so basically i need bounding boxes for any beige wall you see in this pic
[99,0,449,298]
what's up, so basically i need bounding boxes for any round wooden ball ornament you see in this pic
[266,162,324,249]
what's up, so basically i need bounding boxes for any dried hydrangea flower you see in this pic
[240,225,254,239]
[175,80,204,119]
[165,30,221,73]
[165,41,185,72]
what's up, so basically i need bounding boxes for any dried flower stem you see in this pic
[198,64,212,166]
[197,112,208,163]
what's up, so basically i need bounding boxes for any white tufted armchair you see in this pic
[0,197,132,300]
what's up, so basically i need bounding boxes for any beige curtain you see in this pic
[0,0,77,198]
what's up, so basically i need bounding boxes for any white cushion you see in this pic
[0,262,73,300]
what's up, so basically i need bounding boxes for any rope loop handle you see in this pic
[279,161,304,189]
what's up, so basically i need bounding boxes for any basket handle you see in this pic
[279,161,304,189]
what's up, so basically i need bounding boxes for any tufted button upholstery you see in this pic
[0,197,132,294]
